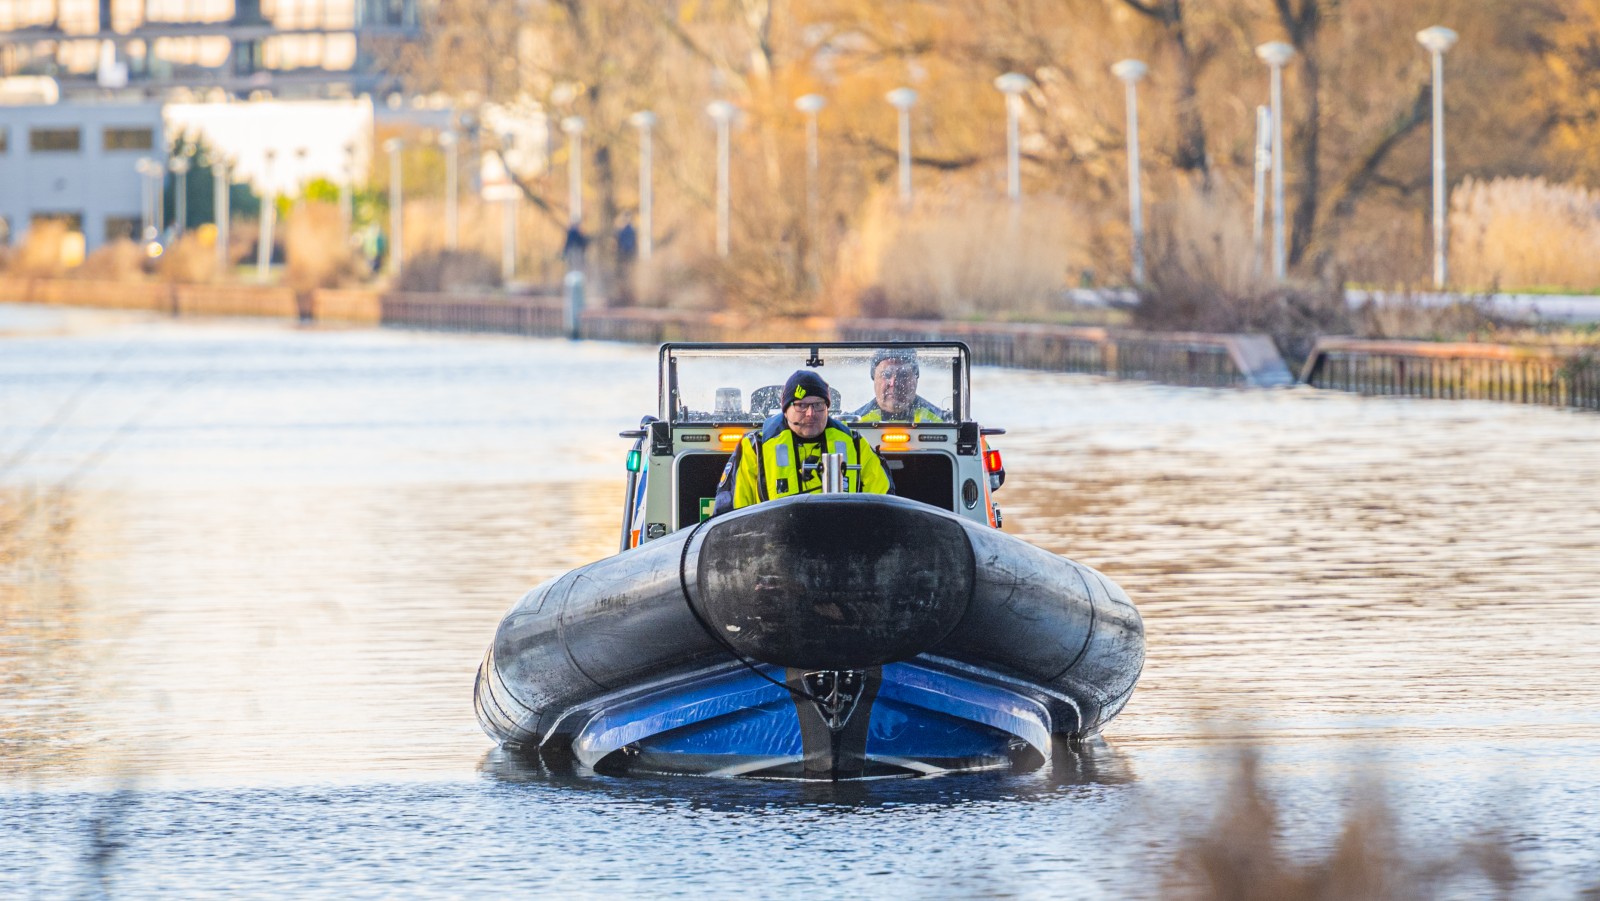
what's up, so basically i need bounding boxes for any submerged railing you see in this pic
[838,319,1293,388]
[1302,338,1600,411]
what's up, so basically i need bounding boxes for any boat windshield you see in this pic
[660,343,969,425]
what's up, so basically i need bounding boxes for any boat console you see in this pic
[618,342,1005,549]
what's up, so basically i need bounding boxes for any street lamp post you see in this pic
[340,143,355,236]
[1252,105,1271,276]
[499,133,518,283]
[1110,61,1147,284]
[794,93,826,286]
[885,88,917,205]
[706,100,736,257]
[135,157,158,242]
[794,94,825,223]
[213,158,229,276]
[257,149,275,281]
[993,73,1029,202]
[384,138,402,279]
[440,130,459,250]
[1418,25,1459,289]
[628,111,656,261]
[562,116,585,226]
[169,156,190,238]
[1256,41,1296,280]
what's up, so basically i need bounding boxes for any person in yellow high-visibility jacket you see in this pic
[852,347,945,423]
[714,370,892,514]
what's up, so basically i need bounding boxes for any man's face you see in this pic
[873,360,919,414]
[785,397,830,439]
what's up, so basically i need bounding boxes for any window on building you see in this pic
[105,216,141,242]
[0,127,8,153]
[104,127,155,151]
[32,212,85,232]
[30,128,82,153]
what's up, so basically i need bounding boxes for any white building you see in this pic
[0,98,164,247]
[0,1,425,99]
[0,94,386,251]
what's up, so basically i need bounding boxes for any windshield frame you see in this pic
[657,342,972,425]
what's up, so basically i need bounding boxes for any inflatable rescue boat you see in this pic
[475,342,1143,779]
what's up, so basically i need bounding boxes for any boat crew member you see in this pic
[714,370,892,513]
[853,347,944,422]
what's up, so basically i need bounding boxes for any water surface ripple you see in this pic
[2,306,1597,898]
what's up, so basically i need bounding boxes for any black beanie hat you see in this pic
[782,370,831,410]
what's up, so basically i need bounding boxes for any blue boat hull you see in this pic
[475,494,1143,779]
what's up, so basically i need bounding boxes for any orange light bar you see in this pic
[880,430,911,446]
[718,430,745,446]
[983,448,1003,472]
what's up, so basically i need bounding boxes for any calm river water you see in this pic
[2,304,1598,898]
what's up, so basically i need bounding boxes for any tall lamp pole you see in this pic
[885,88,917,206]
[1255,41,1295,280]
[993,73,1029,202]
[795,93,826,286]
[706,100,736,257]
[169,156,190,237]
[795,94,825,222]
[340,143,355,235]
[628,111,656,261]
[1110,60,1148,284]
[499,133,518,283]
[213,157,229,276]
[135,157,157,242]
[384,139,402,279]
[562,116,585,226]
[440,130,458,250]
[1252,105,1271,276]
[257,148,276,281]
[1418,26,1458,290]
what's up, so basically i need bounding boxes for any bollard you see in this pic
[564,270,585,340]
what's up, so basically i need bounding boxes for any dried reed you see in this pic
[1168,746,1519,901]
[843,186,1091,320]
[1450,176,1600,292]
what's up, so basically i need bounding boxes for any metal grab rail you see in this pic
[1301,337,1600,411]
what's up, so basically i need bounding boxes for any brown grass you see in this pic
[1136,180,1352,367]
[1450,176,1600,292]
[1168,746,1519,901]
[1351,292,1510,342]
[399,196,568,289]
[840,186,1093,320]
[8,221,75,277]
[397,249,502,292]
[76,239,148,281]
[284,201,364,292]
[156,232,218,284]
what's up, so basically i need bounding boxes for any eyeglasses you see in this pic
[790,400,829,415]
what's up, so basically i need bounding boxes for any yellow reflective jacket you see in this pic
[714,415,892,514]
[852,396,945,423]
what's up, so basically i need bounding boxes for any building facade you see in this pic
[0,0,424,99]
[0,101,164,248]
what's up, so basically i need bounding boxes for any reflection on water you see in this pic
[2,304,1599,897]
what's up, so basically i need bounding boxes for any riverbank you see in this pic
[2,276,1595,411]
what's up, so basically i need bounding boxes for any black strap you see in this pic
[752,433,768,503]
[675,518,816,704]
